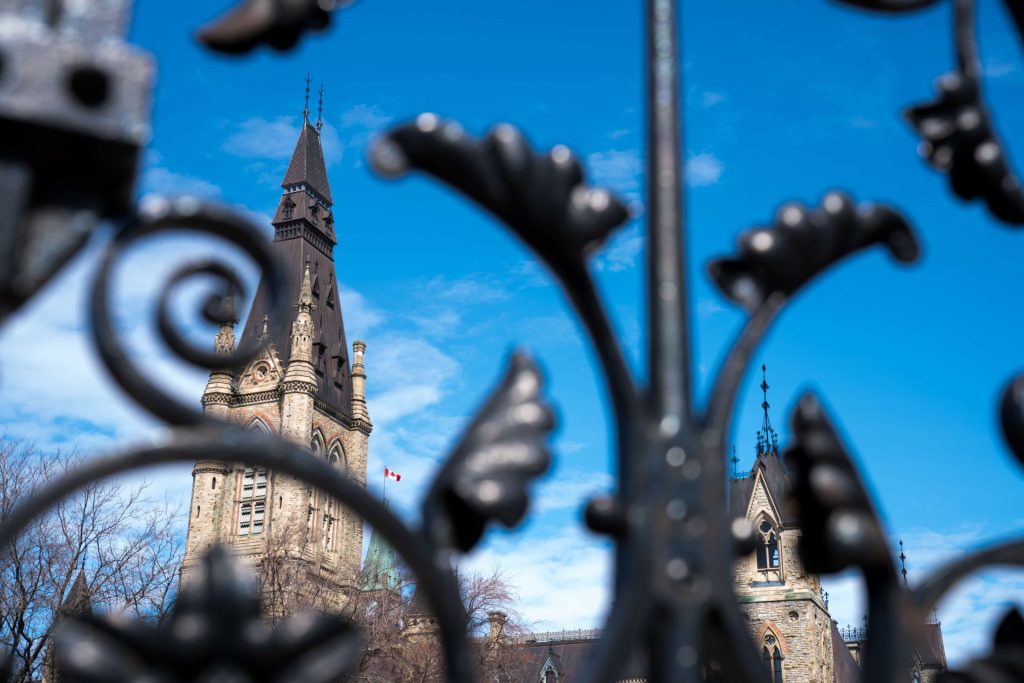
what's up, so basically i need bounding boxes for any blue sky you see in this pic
[3,0,1024,664]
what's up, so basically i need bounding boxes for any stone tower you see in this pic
[181,107,372,605]
[730,366,839,683]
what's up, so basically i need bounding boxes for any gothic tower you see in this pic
[730,366,843,683]
[181,100,372,605]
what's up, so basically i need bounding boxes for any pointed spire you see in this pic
[213,282,238,356]
[756,363,779,457]
[303,72,311,120]
[280,103,333,203]
[297,256,315,314]
[730,445,739,479]
[900,539,909,589]
[259,314,270,341]
[61,569,92,618]
[317,84,324,131]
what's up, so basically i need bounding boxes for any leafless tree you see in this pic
[344,564,529,683]
[0,437,184,683]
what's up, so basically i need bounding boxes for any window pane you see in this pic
[239,502,251,535]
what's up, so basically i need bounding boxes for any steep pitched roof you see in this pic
[917,623,948,669]
[235,116,354,418]
[830,620,861,683]
[282,118,333,203]
[60,570,92,618]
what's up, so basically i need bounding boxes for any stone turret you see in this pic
[280,258,317,444]
[201,284,238,420]
[351,339,370,424]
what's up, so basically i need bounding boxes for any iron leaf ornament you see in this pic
[707,191,920,312]
[370,116,631,279]
[1000,373,1024,466]
[904,0,1024,225]
[5,0,1024,681]
[54,547,361,683]
[784,393,892,576]
[423,352,555,553]
[198,0,350,54]
[938,608,1024,683]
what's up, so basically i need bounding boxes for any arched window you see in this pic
[762,633,783,683]
[912,671,920,683]
[543,667,557,683]
[310,430,326,454]
[756,519,781,570]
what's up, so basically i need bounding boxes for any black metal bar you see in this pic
[646,0,691,423]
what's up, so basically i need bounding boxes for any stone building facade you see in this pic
[178,101,946,681]
[181,109,371,606]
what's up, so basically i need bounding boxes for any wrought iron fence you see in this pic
[2,0,1024,682]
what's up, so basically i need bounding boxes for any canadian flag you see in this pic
[384,467,401,482]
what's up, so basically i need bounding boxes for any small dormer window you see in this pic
[282,197,295,220]
[310,203,319,224]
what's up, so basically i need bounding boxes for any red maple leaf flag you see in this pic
[384,467,401,482]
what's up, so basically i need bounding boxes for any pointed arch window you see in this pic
[282,196,295,220]
[543,667,557,683]
[762,634,783,683]
[756,519,781,570]
[912,671,920,683]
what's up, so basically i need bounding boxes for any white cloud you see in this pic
[685,152,724,187]
[698,297,725,318]
[223,116,343,166]
[340,103,393,131]
[366,334,460,426]
[424,274,511,304]
[587,147,724,203]
[595,223,642,273]
[850,115,876,130]
[701,91,724,108]
[339,285,384,339]
[460,526,613,631]
[533,470,612,513]
[985,59,1017,78]
[586,148,642,202]
[141,166,221,198]
[607,128,630,140]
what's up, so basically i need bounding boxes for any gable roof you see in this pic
[729,451,794,525]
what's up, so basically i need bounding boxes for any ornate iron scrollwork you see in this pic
[3,0,1024,681]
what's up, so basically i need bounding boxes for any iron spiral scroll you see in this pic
[3,0,1024,682]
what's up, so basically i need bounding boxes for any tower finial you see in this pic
[756,363,779,456]
[297,255,315,313]
[303,72,311,120]
[317,84,324,131]
[213,281,238,356]
[899,539,909,589]
[730,445,739,478]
